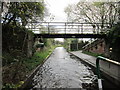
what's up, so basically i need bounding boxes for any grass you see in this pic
[24,48,51,71]
[2,46,56,89]
[82,51,105,57]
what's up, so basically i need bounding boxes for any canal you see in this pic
[30,47,97,89]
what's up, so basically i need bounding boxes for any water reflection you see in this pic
[31,47,97,89]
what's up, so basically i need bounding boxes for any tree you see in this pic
[2,2,46,53]
[64,2,119,33]
[105,22,120,62]
[2,2,45,26]
[2,1,48,87]
[64,4,75,22]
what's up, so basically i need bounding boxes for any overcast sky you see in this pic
[44,0,91,42]
[44,0,80,22]
[44,0,80,42]
[43,0,118,42]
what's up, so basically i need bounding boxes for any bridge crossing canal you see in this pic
[26,22,110,38]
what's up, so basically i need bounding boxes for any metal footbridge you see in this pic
[26,22,110,38]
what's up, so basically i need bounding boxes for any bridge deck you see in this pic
[34,34,106,38]
[27,22,109,38]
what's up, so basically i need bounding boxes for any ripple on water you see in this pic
[31,47,97,89]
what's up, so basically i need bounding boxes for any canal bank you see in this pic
[70,50,120,88]
[21,49,54,89]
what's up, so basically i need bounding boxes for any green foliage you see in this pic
[3,81,24,89]
[2,24,32,57]
[82,51,104,57]
[24,50,50,71]
[2,1,48,89]
[93,2,104,7]
[71,39,78,44]
[63,38,70,50]
[105,22,120,62]
[64,38,89,51]
[2,2,45,25]
[2,46,55,89]
[65,2,119,28]
[23,45,56,71]
[44,39,54,47]
[106,22,120,46]
[2,51,23,66]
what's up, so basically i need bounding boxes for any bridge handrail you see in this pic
[26,22,112,35]
[97,56,120,66]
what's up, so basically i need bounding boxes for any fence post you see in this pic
[78,25,80,34]
[48,23,50,34]
[81,23,83,34]
[96,56,106,90]
[65,23,66,34]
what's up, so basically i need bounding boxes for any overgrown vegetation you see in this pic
[64,1,120,62]
[2,1,45,65]
[2,46,55,89]
[64,2,119,29]
[64,38,89,51]
[2,24,34,66]
[24,46,55,71]
[1,1,50,89]
[105,22,120,62]
[82,22,120,62]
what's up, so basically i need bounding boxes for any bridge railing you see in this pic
[26,22,110,34]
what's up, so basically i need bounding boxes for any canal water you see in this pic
[31,47,97,89]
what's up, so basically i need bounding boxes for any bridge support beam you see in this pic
[34,34,106,38]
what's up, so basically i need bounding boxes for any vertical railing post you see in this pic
[81,23,83,34]
[65,23,66,34]
[48,23,50,34]
[78,25,80,34]
[96,56,107,90]
[93,24,96,34]
[96,58,101,79]
[96,57,102,90]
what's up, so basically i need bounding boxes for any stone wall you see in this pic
[83,39,105,55]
